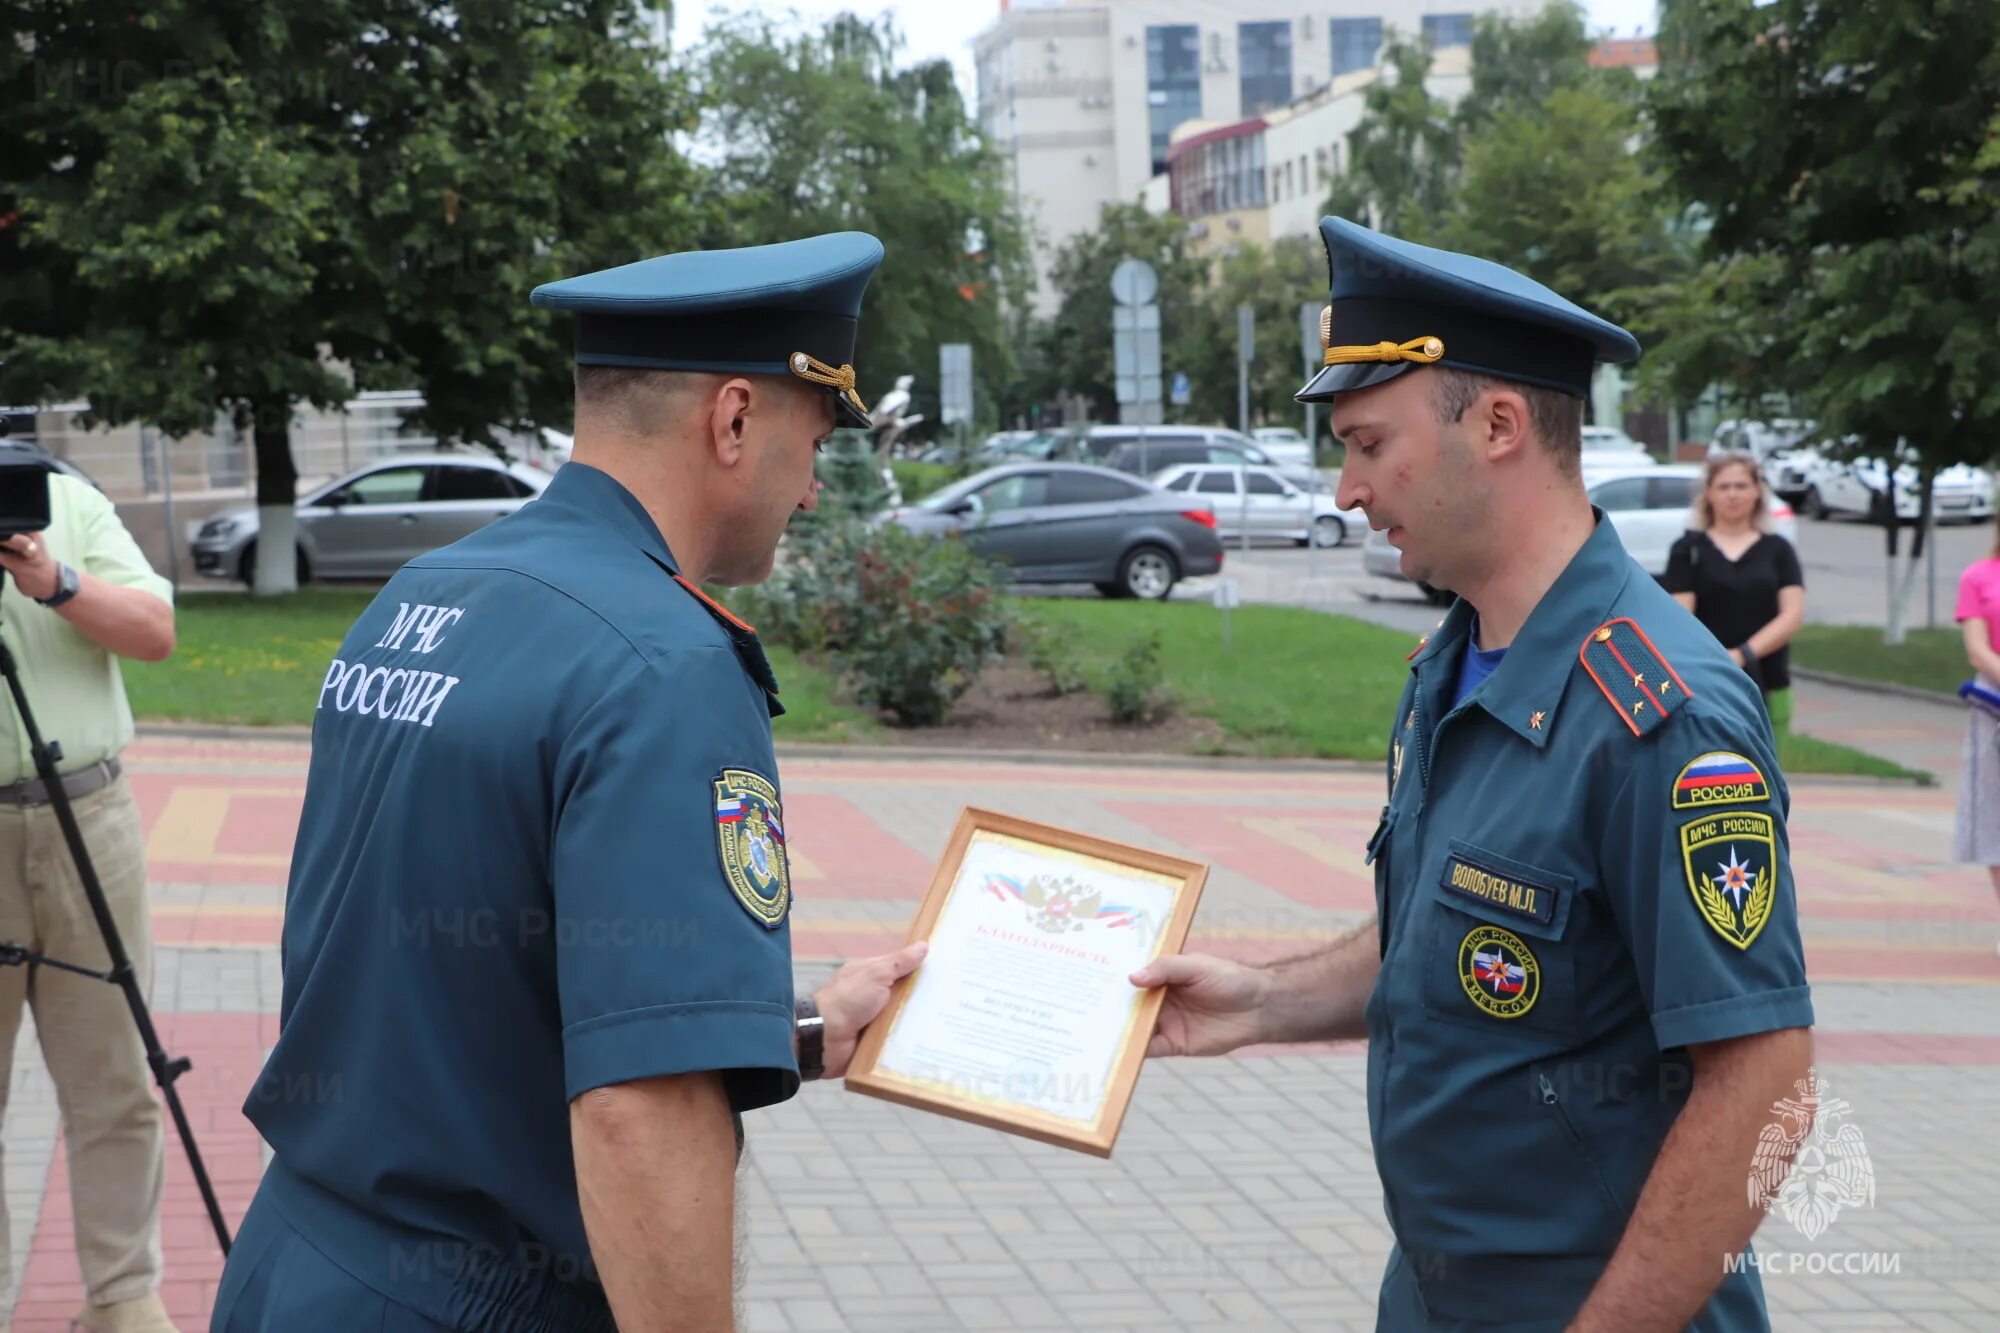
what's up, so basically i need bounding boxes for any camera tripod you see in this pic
[0,578,231,1256]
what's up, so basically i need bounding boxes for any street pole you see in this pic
[1926,502,1937,630]
[156,428,180,590]
[1237,304,1253,436]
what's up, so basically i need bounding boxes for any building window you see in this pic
[1238,20,1292,116]
[1147,24,1202,177]
[1330,17,1383,77]
[1422,13,1476,50]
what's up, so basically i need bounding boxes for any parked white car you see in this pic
[1152,462,1362,547]
[1251,426,1316,470]
[1361,463,1799,600]
[1765,443,1993,522]
[1710,418,1817,464]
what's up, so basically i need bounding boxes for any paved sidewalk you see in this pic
[1794,677,1970,792]
[3,736,1997,1331]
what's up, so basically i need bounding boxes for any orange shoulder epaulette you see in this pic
[1578,617,1691,737]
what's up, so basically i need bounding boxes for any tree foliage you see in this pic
[693,14,1028,431]
[1181,237,1326,428]
[0,0,699,592]
[1650,0,2000,636]
[1321,36,1459,242]
[1030,202,1206,423]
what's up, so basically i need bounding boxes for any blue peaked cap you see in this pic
[1296,218,1640,402]
[532,231,885,427]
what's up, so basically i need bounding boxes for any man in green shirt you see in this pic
[0,468,177,1333]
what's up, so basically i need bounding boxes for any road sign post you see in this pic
[1299,300,1325,578]
[1236,304,1254,435]
[1112,259,1163,461]
[939,342,973,463]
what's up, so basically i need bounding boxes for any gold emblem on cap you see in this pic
[788,351,870,418]
[1318,305,1332,349]
[1323,335,1447,368]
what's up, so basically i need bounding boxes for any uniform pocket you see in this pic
[1424,840,1579,1036]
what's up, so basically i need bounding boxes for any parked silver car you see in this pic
[1151,462,1363,547]
[881,463,1224,600]
[191,454,551,583]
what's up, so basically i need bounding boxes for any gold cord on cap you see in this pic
[1322,335,1445,368]
[788,352,870,418]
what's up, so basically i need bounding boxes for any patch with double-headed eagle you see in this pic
[713,768,790,928]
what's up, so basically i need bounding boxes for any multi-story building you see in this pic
[1163,35,1655,261]
[1166,44,1475,262]
[973,0,1543,310]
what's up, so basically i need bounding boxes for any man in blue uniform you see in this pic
[1133,219,1815,1331]
[213,232,925,1332]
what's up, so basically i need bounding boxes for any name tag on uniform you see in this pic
[1439,852,1558,927]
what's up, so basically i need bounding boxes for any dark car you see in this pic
[1097,434,1318,488]
[882,463,1224,600]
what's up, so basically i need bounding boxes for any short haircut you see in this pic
[1428,367,1586,475]
[572,364,724,436]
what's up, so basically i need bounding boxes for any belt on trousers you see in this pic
[0,758,122,806]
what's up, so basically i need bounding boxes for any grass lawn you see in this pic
[126,588,377,726]
[1017,599,1413,759]
[1791,624,1965,696]
[122,588,1927,780]
[125,589,889,736]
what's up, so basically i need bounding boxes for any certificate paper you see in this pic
[845,809,1207,1156]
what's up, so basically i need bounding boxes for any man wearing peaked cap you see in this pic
[212,234,926,1333]
[1136,218,1815,1332]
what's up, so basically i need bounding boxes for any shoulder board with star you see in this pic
[1578,618,1691,737]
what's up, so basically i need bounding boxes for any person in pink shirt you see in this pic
[1953,544,2000,938]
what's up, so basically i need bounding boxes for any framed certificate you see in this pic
[844,807,1207,1157]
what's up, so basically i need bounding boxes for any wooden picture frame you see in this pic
[844,806,1208,1157]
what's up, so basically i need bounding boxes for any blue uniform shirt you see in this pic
[1366,514,1813,1331]
[243,463,797,1331]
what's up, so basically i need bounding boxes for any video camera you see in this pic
[0,452,51,541]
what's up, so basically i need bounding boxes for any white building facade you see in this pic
[974,0,1542,310]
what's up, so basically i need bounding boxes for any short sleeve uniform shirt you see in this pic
[243,462,796,1330]
[1368,515,1813,1331]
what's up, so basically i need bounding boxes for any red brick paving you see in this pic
[6,738,1998,1330]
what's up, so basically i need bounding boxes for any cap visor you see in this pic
[1294,360,1415,404]
[834,392,872,430]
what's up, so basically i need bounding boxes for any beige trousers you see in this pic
[0,775,163,1305]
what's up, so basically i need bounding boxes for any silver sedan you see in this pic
[191,454,552,583]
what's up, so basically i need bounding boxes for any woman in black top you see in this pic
[1662,451,1807,725]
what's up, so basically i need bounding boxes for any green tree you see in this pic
[1322,35,1460,241]
[1035,202,1206,422]
[692,14,1028,437]
[0,1,699,594]
[1651,0,2000,640]
[1442,82,1684,323]
[1455,2,1598,131]
[1182,237,1326,428]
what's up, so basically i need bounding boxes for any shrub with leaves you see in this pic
[1015,618,1088,696]
[831,522,1011,726]
[1104,631,1173,725]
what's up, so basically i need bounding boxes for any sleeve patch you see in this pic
[1679,811,1778,950]
[714,768,791,929]
[1672,751,1770,810]
[1579,618,1692,737]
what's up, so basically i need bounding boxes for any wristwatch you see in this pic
[794,993,825,1081]
[34,562,80,609]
